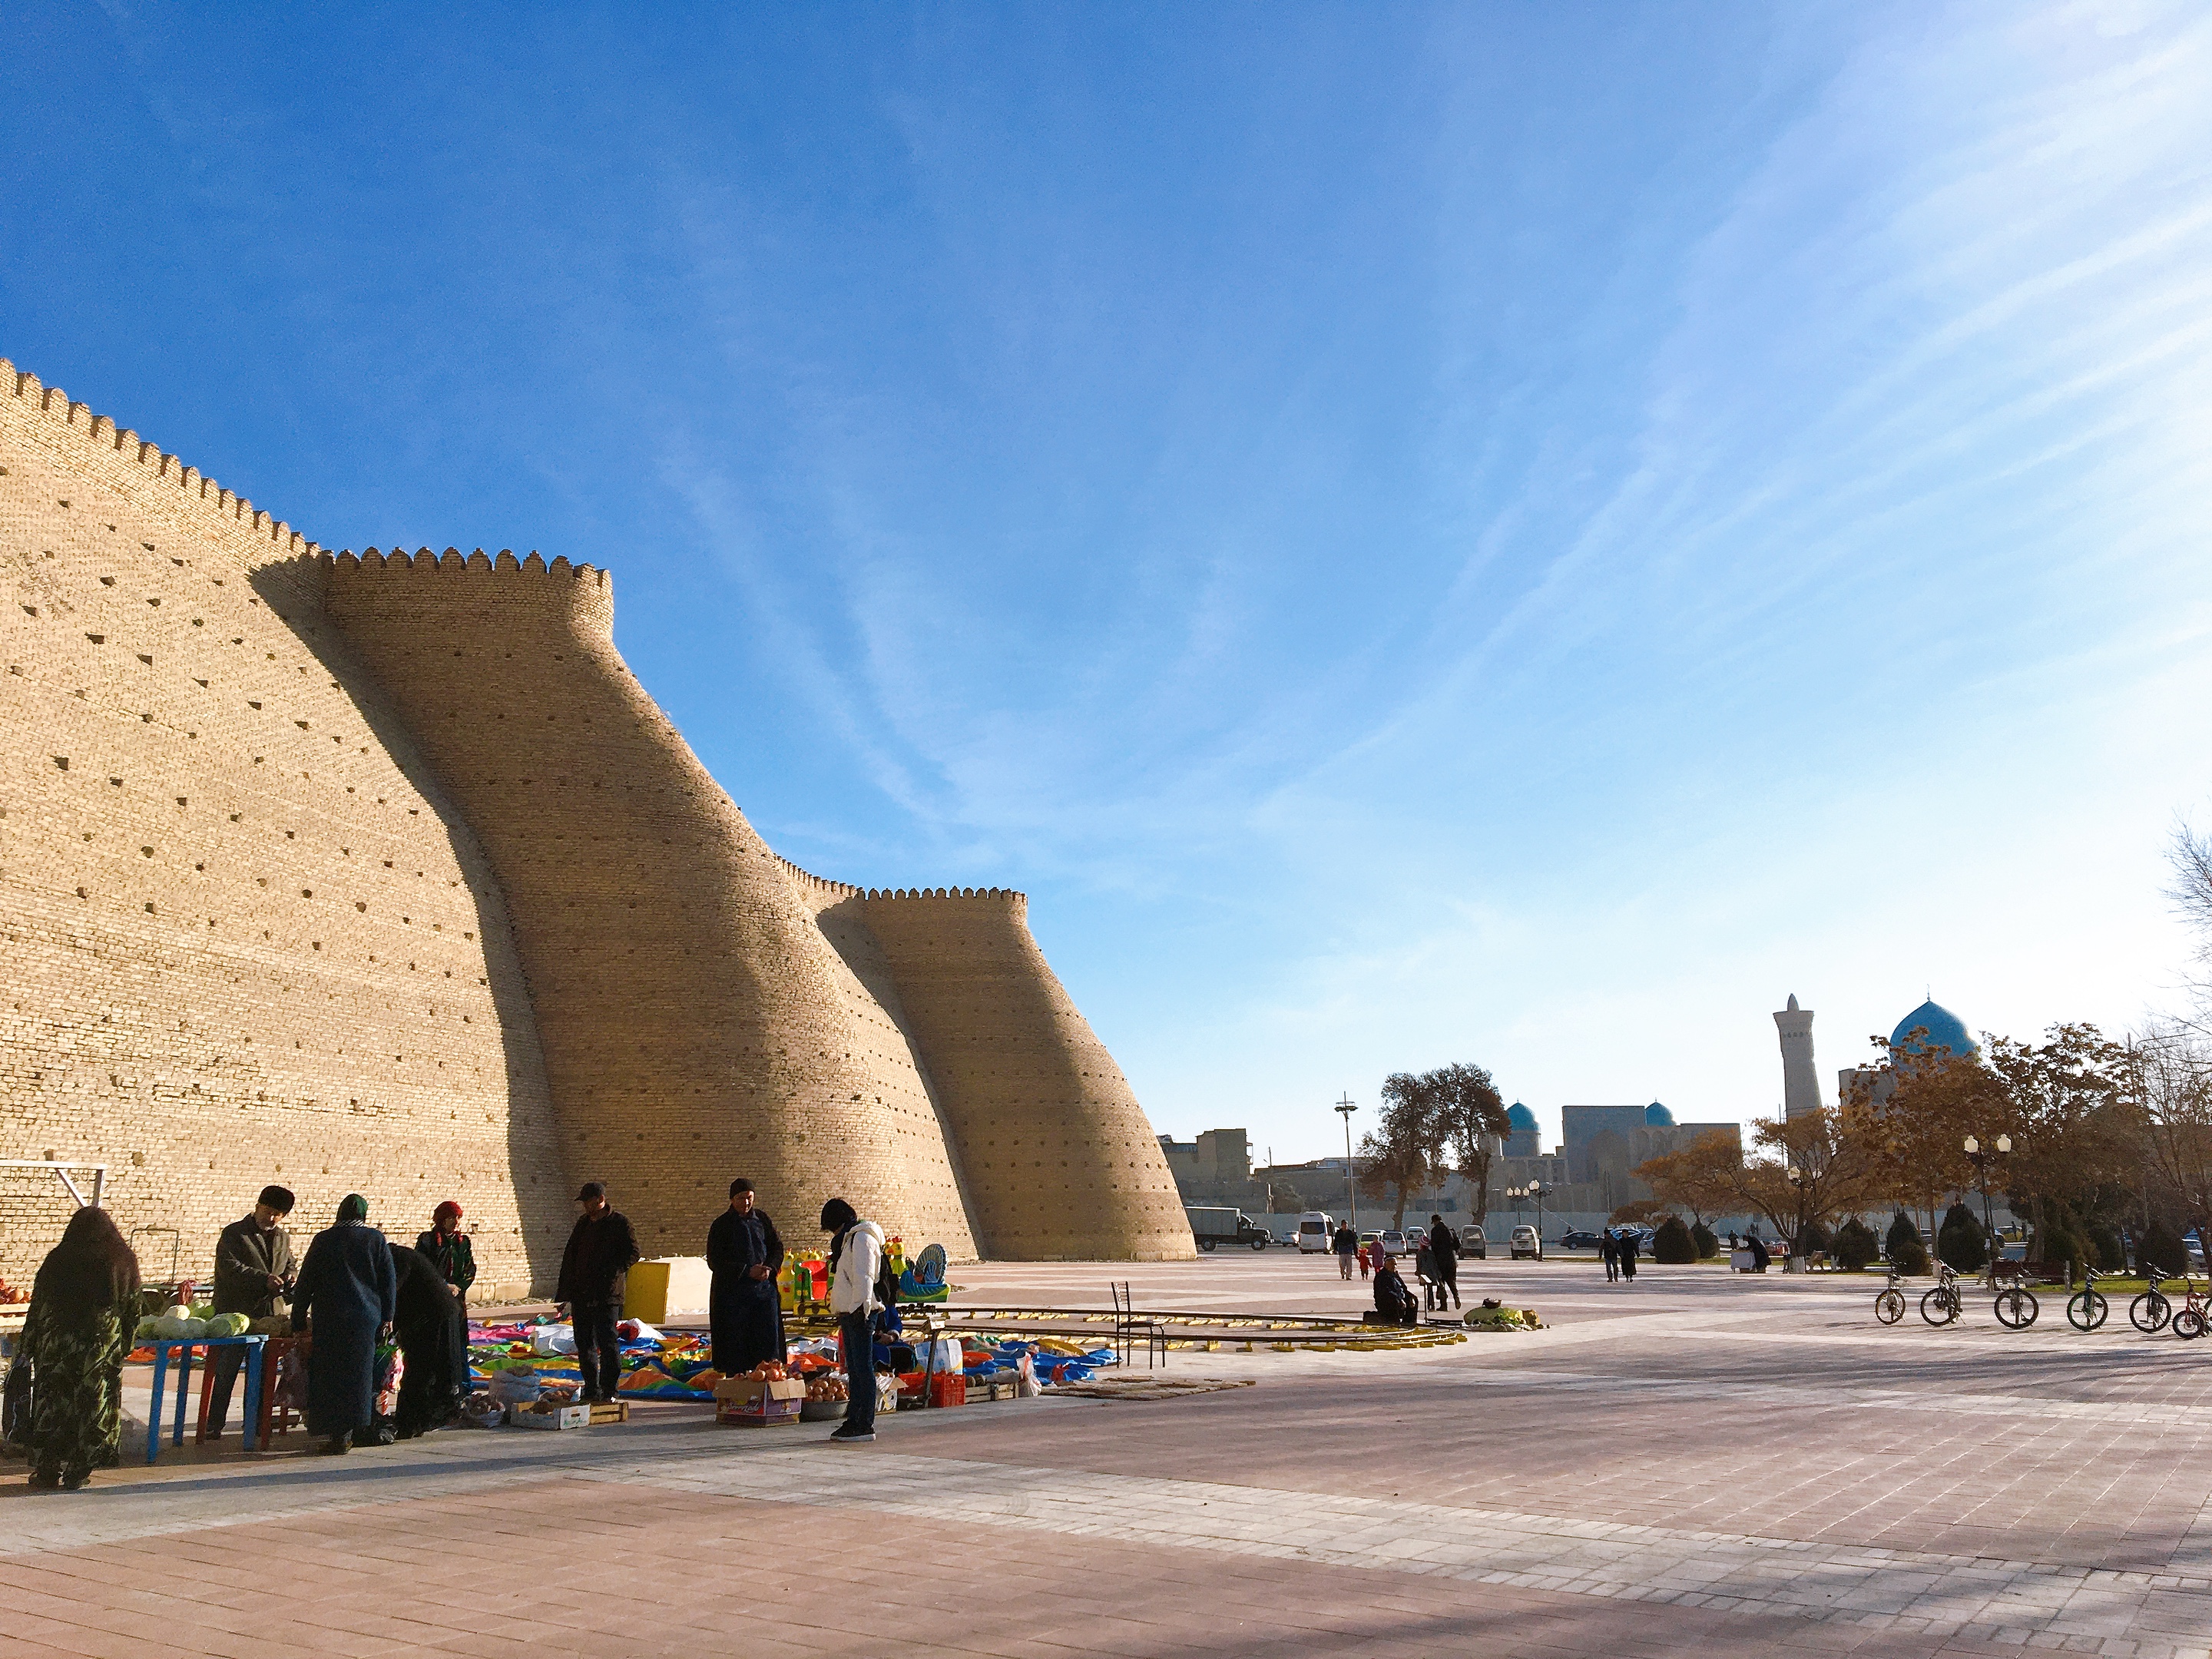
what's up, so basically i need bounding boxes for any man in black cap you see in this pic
[205,1184,296,1439]
[555,1181,640,1403]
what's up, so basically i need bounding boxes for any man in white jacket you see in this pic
[820,1197,885,1443]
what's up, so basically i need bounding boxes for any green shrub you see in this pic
[1799,1219,1833,1257]
[2138,1217,2190,1277]
[1936,1202,1987,1271]
[2034,1206,2089,1275]
[1651,1215,1697,1263]
[2085,1221,2125,1273]
[1690,1220,1719,1260]
[1833,1217,1879,1270]
[1886,1210,1930,1275]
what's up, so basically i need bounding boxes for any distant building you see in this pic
[1489,1101,1742,1219]
[1775,994,1820,1120]
[1839,998,1980,1106]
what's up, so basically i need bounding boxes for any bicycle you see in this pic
[2065,1267,2109,1332]
[1873,1268,1906,1325]
[1920,1263,1962,1326]
[1993,1277,2040,1330]
[2131,1273,2173,1334]
[2174,1280,2209,1340]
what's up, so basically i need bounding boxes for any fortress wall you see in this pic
[323,551,979,1261]
[839,888,1194,1260]
[0,363,569,1291]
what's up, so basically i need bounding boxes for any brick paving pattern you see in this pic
[8,1260,2212,1657]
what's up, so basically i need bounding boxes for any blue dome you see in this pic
[1644,1101,1675,1127]
[1892,999,1978,1061]
[1505,1102,1538,1131]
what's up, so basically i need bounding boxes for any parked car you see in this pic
[1557,1230,1604,1251]
[1378,1228,1408,1258]
[1510,1224,1541,1261]
[1459,1224,1486,1260]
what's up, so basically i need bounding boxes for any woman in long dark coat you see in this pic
[15,1206,141,1490]
[386,1243,469,1439]
[290,1194,397,1454]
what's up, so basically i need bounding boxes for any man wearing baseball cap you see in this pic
[554,1182,639,1403]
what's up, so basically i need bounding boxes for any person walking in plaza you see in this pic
[1413,1234,1439,1310]
[1618,1227,1639,1282]
[204,1184,296,1440]
[1600,1229,1619,1282]
[707,1179,786,1376]
[555,1181,640,1404]
[290,1194,398,1455]
[1332,1221,1357,1281]
[1427,1214,1462,1310]
[820,1196,886,1443]
[413,1200,476,1316]
[385,1242,469,1439]
[14,1205,141,1490]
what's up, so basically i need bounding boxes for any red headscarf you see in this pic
[433,1200,462,1224]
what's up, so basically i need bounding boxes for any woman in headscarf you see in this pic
[414,1200,475,1316]
[384,1242,469,1439]
[290,1194,397,1455]
[15,1206,141,1490]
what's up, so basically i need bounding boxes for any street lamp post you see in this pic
[1335,1094,1358,1233]
[1784,1166,1806,1272]
[1962,1134,2011,1247]
[1508,1181,1551,1252]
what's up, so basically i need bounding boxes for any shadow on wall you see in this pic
[246,553,572,1292]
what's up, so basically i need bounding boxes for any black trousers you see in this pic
[204,1343,248,1433]
[571,1303,621,1400]
[839,1310,877,1432]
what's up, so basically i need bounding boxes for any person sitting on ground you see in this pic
[1372,1253,1419,1326]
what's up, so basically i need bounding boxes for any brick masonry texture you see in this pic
[0,363,570,1292]
[1,356,1191,1283]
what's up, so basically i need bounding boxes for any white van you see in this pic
[1296,1212,1336,1253]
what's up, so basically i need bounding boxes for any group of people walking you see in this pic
[5,1174,902,1488]
[1601,1227,1641,1283]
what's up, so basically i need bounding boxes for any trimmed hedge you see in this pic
[1886,1210,1930,1275]
[1690,1220,1719,1260]
[1652,1215,1697,1263]
[1937,1202,1987,1271]
[1833,1217,1879,1271]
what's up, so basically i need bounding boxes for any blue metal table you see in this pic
[144,1335,267,1463]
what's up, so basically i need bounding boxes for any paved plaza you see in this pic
[9,1253,2212,1658]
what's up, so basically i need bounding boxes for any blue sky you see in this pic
[7,2,2210,1160]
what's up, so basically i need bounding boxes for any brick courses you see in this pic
[1,356,1193,1280]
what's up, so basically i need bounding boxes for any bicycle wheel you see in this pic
[1920,1287,1959,1326]
[2067,1289,2108,1332]
[2177,1308,2207,1341]
[1995,1287,2039,1329]
[1875,1288,1905,1325]
[2131,1291,2172,1333]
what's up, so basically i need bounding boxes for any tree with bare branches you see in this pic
[1724,1106,1888,1256]
[1359,1072,1445,1230]
[1634,1128,1743,1228]
[1428,1061,1509,1224]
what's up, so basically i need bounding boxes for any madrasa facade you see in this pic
[0,358,1193,1295]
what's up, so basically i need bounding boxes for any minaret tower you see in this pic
[1774,994,1820,1120]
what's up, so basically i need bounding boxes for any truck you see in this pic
[1184,1206,1273,1251]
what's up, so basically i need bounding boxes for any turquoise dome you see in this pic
[1505,1102,1538,1131]
[1644,1101,1674,1127]
[1892,999,1978,1061]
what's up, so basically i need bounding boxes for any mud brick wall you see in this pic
[0,362,569,1293]
[323,548,979,1261]
[843,889,1192,1260]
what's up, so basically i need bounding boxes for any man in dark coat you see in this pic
[205,1184,296,1439]
[1600,1230,1619,1281]
[290,1194,398,1455]
[1372,1254,1419,1326]
[386,1243,469,1439]
[1427,1214,1462,1310]
[555,1181,640,1402]
[707,1178,784,1376]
